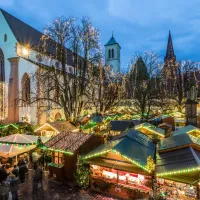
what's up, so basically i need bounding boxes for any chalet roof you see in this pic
[45,131,92,154]
[156,147,200,184]
[0,8,74,66]
[173,125,199,136]
[158,133,200,152]
[49,121,77,133]
[110,120,136,131]
[135,122,165,137]
[84,129,156,167]
[34,121,77,133]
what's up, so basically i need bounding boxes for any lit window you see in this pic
[54,152,63,164]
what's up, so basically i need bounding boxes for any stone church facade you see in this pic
[0,8,76,125]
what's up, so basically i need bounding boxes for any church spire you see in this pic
[164,31,176,62]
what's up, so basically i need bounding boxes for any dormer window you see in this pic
[4,34,7,42]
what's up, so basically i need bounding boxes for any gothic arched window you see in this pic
[108,49,111,58]
[4,34,7,42]
[112,49,114,58]
[21,73,31,104]
[0,48,5,118]
[0,48,5,82]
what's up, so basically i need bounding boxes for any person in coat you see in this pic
[10,174,19,200]
[18,164,28,183]
[0,165,8,183]
[12,165,19,178]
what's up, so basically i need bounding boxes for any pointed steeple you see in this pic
[164,31,176,62]
[105,33,121,48]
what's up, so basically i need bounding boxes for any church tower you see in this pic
[105,33,121,74]
[164,31,176,62]
[163,31,177,97]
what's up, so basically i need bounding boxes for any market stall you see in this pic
[135,122,165,140]
[84,129,156,199]
[0,134,50,167]
[43,131,102,182]
[173,124,200,138]
[0,134,50,145]
[156,133,200,199]
[34,121,77,137]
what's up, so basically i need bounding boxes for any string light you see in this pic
[112,150,151,172]
[84,150,111,159]
[135,124,164,138]
[157,167,200,176]
[41,146,73,155]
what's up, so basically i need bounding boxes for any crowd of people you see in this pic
[0,159,44,200]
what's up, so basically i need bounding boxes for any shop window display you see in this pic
[91,165,152,192]
[157,178,197,200]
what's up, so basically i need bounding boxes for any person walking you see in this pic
[0,165,8,184]
[10,174,19,200]
[18,163,28,184]
[32,165,42,199]
[12,165,19,178]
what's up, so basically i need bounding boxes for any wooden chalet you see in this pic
[84,129,156,199]
[135,122,165,140]
[156,133,200,199]
[43,131,103,182]
[34,121,77,137]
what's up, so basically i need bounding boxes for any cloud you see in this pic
[108,0,200,26]
[0,0,14,7]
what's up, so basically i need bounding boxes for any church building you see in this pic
[0,8,75,125]
[104,33,121,74]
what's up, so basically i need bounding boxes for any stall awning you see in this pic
[0,134,50,145]
[156,147,200,184]
[0,144,36,158]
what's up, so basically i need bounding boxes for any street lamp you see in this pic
[22,47,29,56]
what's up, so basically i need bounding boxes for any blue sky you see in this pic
[1,0,200,72]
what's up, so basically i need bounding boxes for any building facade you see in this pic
[0,9,76,125]
[104,33,121,75]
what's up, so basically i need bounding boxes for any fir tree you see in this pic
[74,156,90,188]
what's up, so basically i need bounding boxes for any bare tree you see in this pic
[28,16,101,121]
[163,60,200,112]
[126,52,166,122]
[90,60,126,114]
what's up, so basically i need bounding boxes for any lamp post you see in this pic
[185,86,197,126]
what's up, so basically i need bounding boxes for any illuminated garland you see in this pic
[0,142,33,146]
[84,150,111,159]
[41,146,73,155]
[157,167,200,177]
[135,125,164,138]
[112,150,151,173]
[0,124,18,129]
[187,129,200,136]
[0,143,32,147]
[48,162,64,168]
